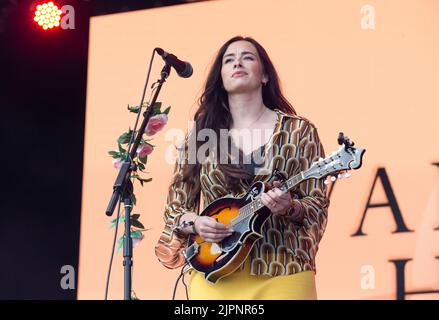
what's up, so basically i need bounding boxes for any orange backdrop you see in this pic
[78,0,439,299]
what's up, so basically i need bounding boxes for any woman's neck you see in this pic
[228,91,266,129]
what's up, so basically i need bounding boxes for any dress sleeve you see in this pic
[154,143,201,269]
[293,121,330,244]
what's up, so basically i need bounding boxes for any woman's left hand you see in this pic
[261,180,292,216]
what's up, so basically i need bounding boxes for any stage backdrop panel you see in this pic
[79,0,439,299]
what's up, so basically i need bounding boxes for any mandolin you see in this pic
[183,133,365,284]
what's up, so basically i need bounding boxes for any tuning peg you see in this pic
[344,172,351,178]
[337,132,345,145]
[330,176,337,182]
[324,179,330,185]
[337,173,343,179]
[338,132,355,150]
[319,157,324,161]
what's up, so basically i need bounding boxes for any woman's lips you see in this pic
[232,72,247,77]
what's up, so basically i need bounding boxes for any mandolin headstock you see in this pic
[303,132,366,183]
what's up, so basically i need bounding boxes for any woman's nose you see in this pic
[233,59,242,69]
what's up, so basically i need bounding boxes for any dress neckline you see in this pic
[247,108,284,184]
[231,108,282,158]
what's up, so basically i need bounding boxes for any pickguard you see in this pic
[220,215,253,252]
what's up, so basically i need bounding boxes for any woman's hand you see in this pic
[261,180,291,215]
[261,180,304,221]
[194,216,234,243]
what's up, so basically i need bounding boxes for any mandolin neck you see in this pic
[234,172,305,224]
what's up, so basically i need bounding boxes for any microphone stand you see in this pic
[105,62,172,300]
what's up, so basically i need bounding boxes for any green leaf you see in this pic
[131,220,145,229]
[133,173,152,186]
[130,173,140,179]
[131,174,144,186]
[131,230,143,239]
[130,194,137,206]
[110,216,119,224]
[110,214,126,228]
[118,130,133,145]
[162,106,171,115]
[108,151,121,159]
[117,134,128,145]
[118,142,126,154]
[128,104,141,113]
[152,102,162,116]
[109,220,117,229]
[138,155,147,164]
[110,213,143,229]
[138,177,152,183]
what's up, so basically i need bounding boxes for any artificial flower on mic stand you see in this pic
[108,102,170,254]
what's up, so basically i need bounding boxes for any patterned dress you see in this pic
[155,108,329,299]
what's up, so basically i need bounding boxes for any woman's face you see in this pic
[221,40,268,94]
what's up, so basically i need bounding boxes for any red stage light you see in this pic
[34,2,62,30]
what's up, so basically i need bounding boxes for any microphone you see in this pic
[155,48,193,78]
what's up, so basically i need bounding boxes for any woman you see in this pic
[155,36,329,300]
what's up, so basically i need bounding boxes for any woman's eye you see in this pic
[224,56,253,64]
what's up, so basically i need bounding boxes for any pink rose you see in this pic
[132,233,144,247]
[137,143,154,158]
[112,158,122,169]
[144,114,168,136]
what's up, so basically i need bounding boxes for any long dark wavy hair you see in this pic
[174,36,296,208]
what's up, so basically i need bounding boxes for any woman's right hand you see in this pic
[194,216,234,243]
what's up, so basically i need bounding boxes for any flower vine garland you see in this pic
[108,102,170,253]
